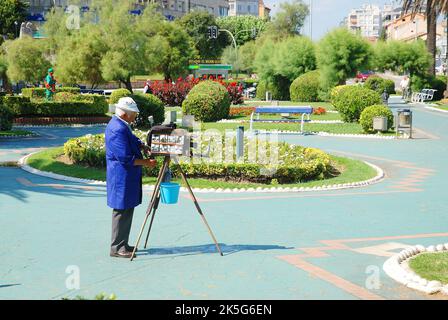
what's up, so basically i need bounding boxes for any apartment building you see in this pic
[228,0,268,17]
[347,4,382,41]
[25,0,229,19]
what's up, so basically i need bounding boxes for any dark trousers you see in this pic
[111,208,135,254]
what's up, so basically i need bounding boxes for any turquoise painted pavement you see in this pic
[1,97,448,300]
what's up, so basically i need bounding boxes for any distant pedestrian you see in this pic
[400,76,410,100]
[143,79,152,95]
[382,89,390,105]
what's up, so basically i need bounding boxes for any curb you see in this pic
[252,130,397,140]
[0,132,40,139]
[383,244,448,296]
[218,119,344,124]
[18,152,385,194]
[13,124,108,128]
[424,106,448,114]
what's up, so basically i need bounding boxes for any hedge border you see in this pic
[19,151,384,194]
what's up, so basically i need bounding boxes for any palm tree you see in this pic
[403,0,438,76]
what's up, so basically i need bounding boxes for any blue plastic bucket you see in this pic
[160,182,180,205]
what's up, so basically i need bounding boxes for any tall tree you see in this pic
[176,11,226,59]
[268,0,309,37]
[217,15,269,46]
[0,0,28,39]
[2,37,51,84]
[403,0,438,76]
[317,28,373,93]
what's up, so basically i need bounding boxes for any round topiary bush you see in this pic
[290,70,321,102]
[109,89,132,104]
[0,103,14,131]
[330,85,349,105]
[359,105,394,133]
[332,86,382,122]
[131,93,165,127]
[182,81,231,122]
[364,76,396,95]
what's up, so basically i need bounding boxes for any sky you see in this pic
[264,0,401,40]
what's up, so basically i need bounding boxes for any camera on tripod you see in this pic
[146,123,192,157]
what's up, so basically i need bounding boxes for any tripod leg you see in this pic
[143,157,170,249]
[175,158,224,256]
[130,157,169,261]
[144,191,161,249]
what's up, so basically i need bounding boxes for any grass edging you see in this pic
[22,146,382,192]
[0,130,37,138]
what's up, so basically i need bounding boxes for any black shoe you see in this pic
[110,251,137,259]
[126,245,137,252]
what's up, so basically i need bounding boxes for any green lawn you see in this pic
[164,102,391,134]
[433,103,448,111]
[0,130,34,137]
[409,252,448,284]
[242,101,336,111]
[27,147,378,189]
[199,121,396,135]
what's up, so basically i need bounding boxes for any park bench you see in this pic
[80,89,105,95]
[249,106,313,134]
[411,88,438,103]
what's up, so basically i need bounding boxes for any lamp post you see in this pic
[14,21,18,38]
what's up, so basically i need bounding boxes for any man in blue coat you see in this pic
[106,97,156,258]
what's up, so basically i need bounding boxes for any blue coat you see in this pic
[105,116,143,210]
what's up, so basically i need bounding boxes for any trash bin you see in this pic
[160,182,180,205]
[373,116,388,132]
[398,109,412,127]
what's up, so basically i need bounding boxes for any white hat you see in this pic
[115,97,140,113]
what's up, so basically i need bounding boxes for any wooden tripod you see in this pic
[130,155,223,261]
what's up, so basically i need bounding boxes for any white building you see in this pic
[228,0,260,16]
[347,4,382,41]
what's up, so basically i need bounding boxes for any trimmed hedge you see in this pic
[182,81,231,122]
[256,77,291,101]
[364,76,396,95]
[0,104,14,131]
[131,93,165,127]
[359,105,394,133]
[290,70,321,102]
[2,94,108,116]
[109,89,132,104]
[332,86,382,122]
[63,132,333,184]
[21,87,81,99]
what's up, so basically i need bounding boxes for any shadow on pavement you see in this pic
[0,167,104,203]
[0,284,21,289]
[137,243,293,258]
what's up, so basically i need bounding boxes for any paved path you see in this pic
[1,98,448,300]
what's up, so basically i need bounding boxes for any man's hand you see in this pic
[141,144,151,157]
[143,159,157,168]
[134,158,157,168]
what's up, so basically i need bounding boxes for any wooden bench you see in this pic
[249,106,313,133]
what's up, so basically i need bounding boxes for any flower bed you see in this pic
[150,77,243,106]
[63,131,333,184]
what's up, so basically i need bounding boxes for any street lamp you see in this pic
[14,21,18,38]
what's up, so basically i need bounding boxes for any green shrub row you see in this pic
[63,133,333,184]
[364,76,396,95]
[21,87,81,99]
[1,94,108,116]
[0,103,14,131]
[106,88,165,126]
